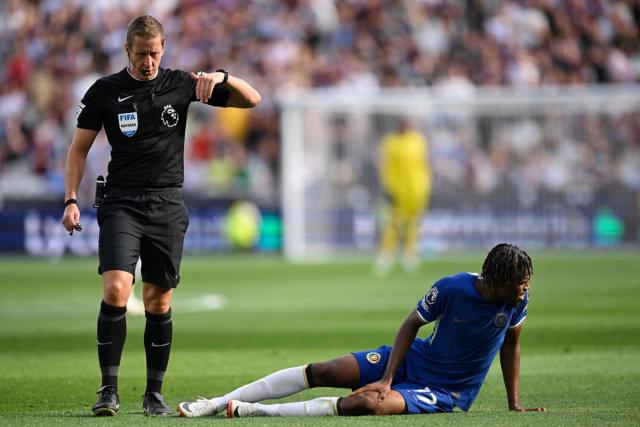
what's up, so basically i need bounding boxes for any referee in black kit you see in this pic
[61,15,260,416]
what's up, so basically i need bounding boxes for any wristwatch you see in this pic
[216,69,229,85]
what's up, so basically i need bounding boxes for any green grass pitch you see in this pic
[0,250,639,426]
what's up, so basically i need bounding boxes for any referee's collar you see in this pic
[125,66,161,82]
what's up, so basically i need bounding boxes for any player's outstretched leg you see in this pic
[226,390,406,418]
[227,397,339,418]
[177,365,311,417]
[178,355,360,418]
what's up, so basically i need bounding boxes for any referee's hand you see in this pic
[62,204,81,235]
[191,71,225,103]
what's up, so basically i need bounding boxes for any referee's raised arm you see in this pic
[190,70,261,107]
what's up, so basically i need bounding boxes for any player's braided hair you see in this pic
[126,15,165,47]
[481,243,533,289]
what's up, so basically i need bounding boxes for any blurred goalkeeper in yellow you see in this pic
[375,118,431,276]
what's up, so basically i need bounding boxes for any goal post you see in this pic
[279,85,640,262]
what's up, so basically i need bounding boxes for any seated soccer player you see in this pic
[178,243,545,418]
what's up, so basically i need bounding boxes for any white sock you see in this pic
[253,397,339,417]
[211,365,309,410]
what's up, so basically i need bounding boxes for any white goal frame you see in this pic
[279,85,640,262]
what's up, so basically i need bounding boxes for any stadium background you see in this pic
[1,0,639,256]
[0,1,639,425]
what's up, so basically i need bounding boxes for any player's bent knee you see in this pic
[309,361,348,388]
[309,355,359,389]
[338,391,407,416]
[309,362,332,386]
[337,393,380,416]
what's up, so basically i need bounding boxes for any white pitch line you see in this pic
[173,294,226,313]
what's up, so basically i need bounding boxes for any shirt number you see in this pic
[415,387,438,405]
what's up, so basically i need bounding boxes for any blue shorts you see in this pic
[352,345,454,414]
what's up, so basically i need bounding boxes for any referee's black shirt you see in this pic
[76,67,230,189]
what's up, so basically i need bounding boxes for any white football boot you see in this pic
[227,400,259,418]
[177,398,221,417]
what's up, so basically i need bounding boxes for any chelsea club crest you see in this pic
[366,352,381,364]
[494,312,508,328]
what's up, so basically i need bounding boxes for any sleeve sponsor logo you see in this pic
[75,102,85,120]
[420,286,438,312]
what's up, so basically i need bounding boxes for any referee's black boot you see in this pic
[143,391,172,416]
[92,385,119,416]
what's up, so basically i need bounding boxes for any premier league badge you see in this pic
[426,287,438,304]
[161,104,179,127]
[421,287,439,312]
[118,112,138,137]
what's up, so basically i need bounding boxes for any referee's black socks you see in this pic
[97,301,127,389]
[144,309,172,394]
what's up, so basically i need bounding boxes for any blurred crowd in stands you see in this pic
[0,0,639,210]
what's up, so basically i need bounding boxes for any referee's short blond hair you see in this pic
[126,15,165,46]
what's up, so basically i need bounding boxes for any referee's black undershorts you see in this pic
[96,187,189,288]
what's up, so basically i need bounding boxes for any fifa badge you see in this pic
[118,112,138,137]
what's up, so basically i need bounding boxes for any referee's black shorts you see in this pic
[96,187,189,288]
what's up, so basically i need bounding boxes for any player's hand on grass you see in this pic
[350,380,392,402]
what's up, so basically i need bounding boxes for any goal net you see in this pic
[279,86,640,261]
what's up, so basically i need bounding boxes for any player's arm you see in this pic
[500,324,545,412]
[61,128,98,232]
[190,71,261,108]
[351,309,424,402]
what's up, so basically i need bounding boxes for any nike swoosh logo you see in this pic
[118,95,134,102]
[97,341,113,346]
[234,407,240,417]
[151,342,171,348]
